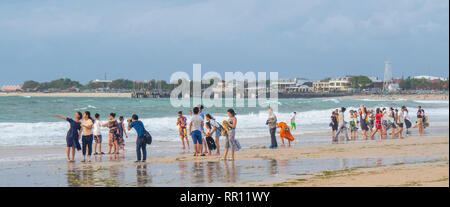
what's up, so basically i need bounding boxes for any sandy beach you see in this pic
[0,130,448,187]
[259,162,449,187]
[0,93,448,186]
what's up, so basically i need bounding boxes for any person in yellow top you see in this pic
[277,122,294,147]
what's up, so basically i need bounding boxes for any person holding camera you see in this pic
[127,114,147,163]
[266,107,278,149]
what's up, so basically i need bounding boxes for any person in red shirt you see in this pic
[370,108,385,140]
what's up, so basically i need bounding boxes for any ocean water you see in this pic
[0,96,448,147]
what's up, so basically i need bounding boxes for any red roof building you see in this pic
[1,85,23,92]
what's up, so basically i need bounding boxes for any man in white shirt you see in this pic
[189,107,205,156]
[333,107,349,141]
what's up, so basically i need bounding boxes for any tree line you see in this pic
[22,78,172,91]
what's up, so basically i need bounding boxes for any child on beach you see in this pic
[53,112,82,162]
[205,114,222,155]
[189,107,204,156]
[330,111,338,138]
[93,113,104,155]
[102,113,120,154]
[118,116,128,153]
[276,122,294,147]
[80,111,94,162]
[176,111,190,150]
[204,122,217,156]
[222,109,241,161]
[290,112,297,131]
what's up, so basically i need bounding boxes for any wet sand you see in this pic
[0,130,448,186]
[260,162,449,187]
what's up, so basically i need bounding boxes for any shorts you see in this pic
[94,135,102,143]
[215,128,222,138]
[191,130,203,145]
[397,123,404,128]
[179,127,187,137]
[291,122,296,128]
[332,124,338,131]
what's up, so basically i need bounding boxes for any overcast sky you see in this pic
[0,0,448,84]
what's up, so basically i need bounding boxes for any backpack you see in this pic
[138,121,152,145]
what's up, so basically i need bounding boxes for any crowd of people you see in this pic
[54,104,428,163]
[329,105,428,142]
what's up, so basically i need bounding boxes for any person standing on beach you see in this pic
[189,107,204,156]
[128,114,147,163]
[333,107,349,141]
[204,122,217,156]
[381,108,389,138]
[359,106,369,140]
[266,107,278,149]
[370,108,384,140]
[118,116,128,153]
[402,106,412,134]
[388,107,397,138]
[393,109,404,139]
[176,111,190,150]
[53,112,82,162]
[197,105,208,155]
[93,113,104,155]
[80,111,94,162]
[368,109,375,134]
[102,113,119,154]
[290,112,297,131]
[223,109,240,161]
[205,114,222,155]
[414,106,425,135]
[349,110,358,140]
[330,111,338,139]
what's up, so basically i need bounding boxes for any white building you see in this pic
[413,76,447,81]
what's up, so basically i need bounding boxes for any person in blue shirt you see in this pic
[127,114,147,163]
[53,112,82,162]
